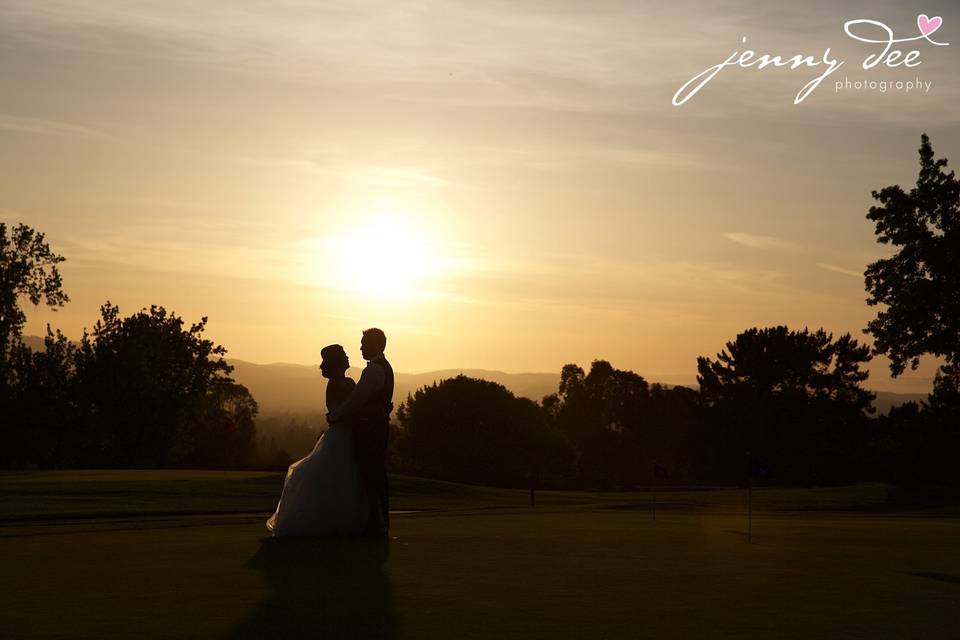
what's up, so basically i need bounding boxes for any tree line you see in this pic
[393,133,960,488]
[393,328,955,488]
[1,300,259,469]
[2,134,958,485]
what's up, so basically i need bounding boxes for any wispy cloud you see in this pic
[58,218,304,285]
[436,242,798,317]
[724,232,801,252]
[816,262,862,278]
[0,114,109,139]
[233,155,453,189]
[0,0,864,119]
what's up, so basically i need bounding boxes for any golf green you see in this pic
[2,472,958,638]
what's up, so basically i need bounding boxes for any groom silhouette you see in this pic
[326,328,393,536]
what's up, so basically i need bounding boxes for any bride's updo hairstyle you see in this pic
[320,344,350,376]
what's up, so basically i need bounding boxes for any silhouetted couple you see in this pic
[267,328,394,538]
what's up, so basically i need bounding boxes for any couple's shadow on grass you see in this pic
[229,536,396,639]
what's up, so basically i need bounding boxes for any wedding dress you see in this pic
[266,378,369,537]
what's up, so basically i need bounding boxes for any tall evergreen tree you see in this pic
[864,134,960,404]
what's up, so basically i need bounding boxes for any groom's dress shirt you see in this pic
[328,355,387,422]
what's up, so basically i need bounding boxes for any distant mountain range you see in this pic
[225,360,927,417]
[19,336,927,416]
[226,359,563,415]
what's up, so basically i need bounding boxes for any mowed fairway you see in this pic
[2,472,959,639]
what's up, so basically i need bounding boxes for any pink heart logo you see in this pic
[918,14,942,37]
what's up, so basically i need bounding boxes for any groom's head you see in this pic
[360,328,386,360]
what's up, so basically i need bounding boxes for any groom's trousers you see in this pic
[354,417,390,536]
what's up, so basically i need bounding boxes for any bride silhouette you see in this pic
[266,344,369,536]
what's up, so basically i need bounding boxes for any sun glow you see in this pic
[307,213,444,299]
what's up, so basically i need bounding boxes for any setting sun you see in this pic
[308,213,444,300]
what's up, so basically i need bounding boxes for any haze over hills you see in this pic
[226,359,563,415]
[227,359,926,418]
[19,336,927,416]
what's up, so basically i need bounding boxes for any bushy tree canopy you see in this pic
[865,134,960,384]
[543,360,704,487]
[72,302,253,467]
[697,326,875,483]
[0,223,69,371]
[3,301,258,468]
[396,375,575,488]
[697,326,874,413]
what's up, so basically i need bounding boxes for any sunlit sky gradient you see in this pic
[3,1,959,392]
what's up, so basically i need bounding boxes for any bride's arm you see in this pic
[326,378,356,412]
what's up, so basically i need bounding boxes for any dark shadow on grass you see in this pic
[908,571,960,585]
[228,536,396,639]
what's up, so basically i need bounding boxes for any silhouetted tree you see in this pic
[697,326,875,483]
[908,363,960,485]
[72,302,257,467]
[0,223,70,462]
[872,399,960,486]
[643,383,704,482]
[0,225,262,469]
[865,134,960,400]
[196,379,259,468]
[0,223,69,368]
[396,375,575,488]
[545,360,656,488]
[4,327,78,466]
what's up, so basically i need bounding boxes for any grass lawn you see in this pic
[2,471,959,638]
[3,469,946,521]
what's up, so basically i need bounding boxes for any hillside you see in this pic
[227,359,561,415]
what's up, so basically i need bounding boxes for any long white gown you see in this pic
[266,378,369,537]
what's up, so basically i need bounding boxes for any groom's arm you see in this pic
[327,364,385,423]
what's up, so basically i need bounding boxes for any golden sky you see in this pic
[3,1,958,392]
